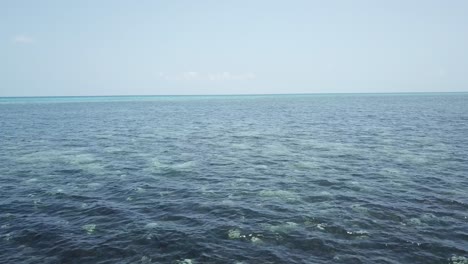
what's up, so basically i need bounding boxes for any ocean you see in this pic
[0,94,467,263]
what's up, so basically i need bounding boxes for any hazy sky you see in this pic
[1,0,467,96]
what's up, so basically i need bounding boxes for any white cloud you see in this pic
[12,35,34,44]
[207,72,255,81]
[181,71,200,80]
[161,71,256,81]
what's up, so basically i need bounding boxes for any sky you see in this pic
[1,0,468,96]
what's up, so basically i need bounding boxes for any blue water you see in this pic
[0,94,467,264]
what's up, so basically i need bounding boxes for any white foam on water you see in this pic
[16,150,63,164]
[33,199,42,207]
[451,255,468,264]
[103,147,124,153]
[316,223,327,230]
[24,178,38,184]
[199,186,213,195]
[231,143,251,150]
[151,159,165,171]
[221,199,235,206]
[258,190,298,201]
[250,236,263,243]
[350,204,369,214]
[82,224,96,234]
[151,158,196,172]
[176,259,194,264]
[68,153,97,165]
[393,150,429,165]
[346,230,369,238]
[3,232,13,241]
[80,163,106,174]
[2,213,14,219]
[254,164,268,170]
[228,229,241,239]
[87,182,102,189]
[144,222,159,229]
[47,188,66,195]
[235,178,248,182]
[381,168,401,175]
[60,153,106,174]
[263,144,291,156]
[140,256,152,264]
[318,191,332,197]
[263,222,299,233]
[170,161,196,170]
[406,218,423,226]
[348,181,372,192]
[420,213,439,224]
[134,187,145,193]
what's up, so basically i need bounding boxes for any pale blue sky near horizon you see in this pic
[1,0,467,96]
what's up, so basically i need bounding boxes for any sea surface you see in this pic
[0,93,467,264]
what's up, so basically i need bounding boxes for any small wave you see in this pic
[295,161,320,169]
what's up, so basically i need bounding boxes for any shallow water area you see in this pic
[0,94,467,263]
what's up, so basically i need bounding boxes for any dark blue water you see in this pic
[1,94,467,264]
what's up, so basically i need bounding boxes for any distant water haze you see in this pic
[1,0,468,96]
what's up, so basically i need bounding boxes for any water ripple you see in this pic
[1,94,467,263]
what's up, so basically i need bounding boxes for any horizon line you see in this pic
[1,91,467,98]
